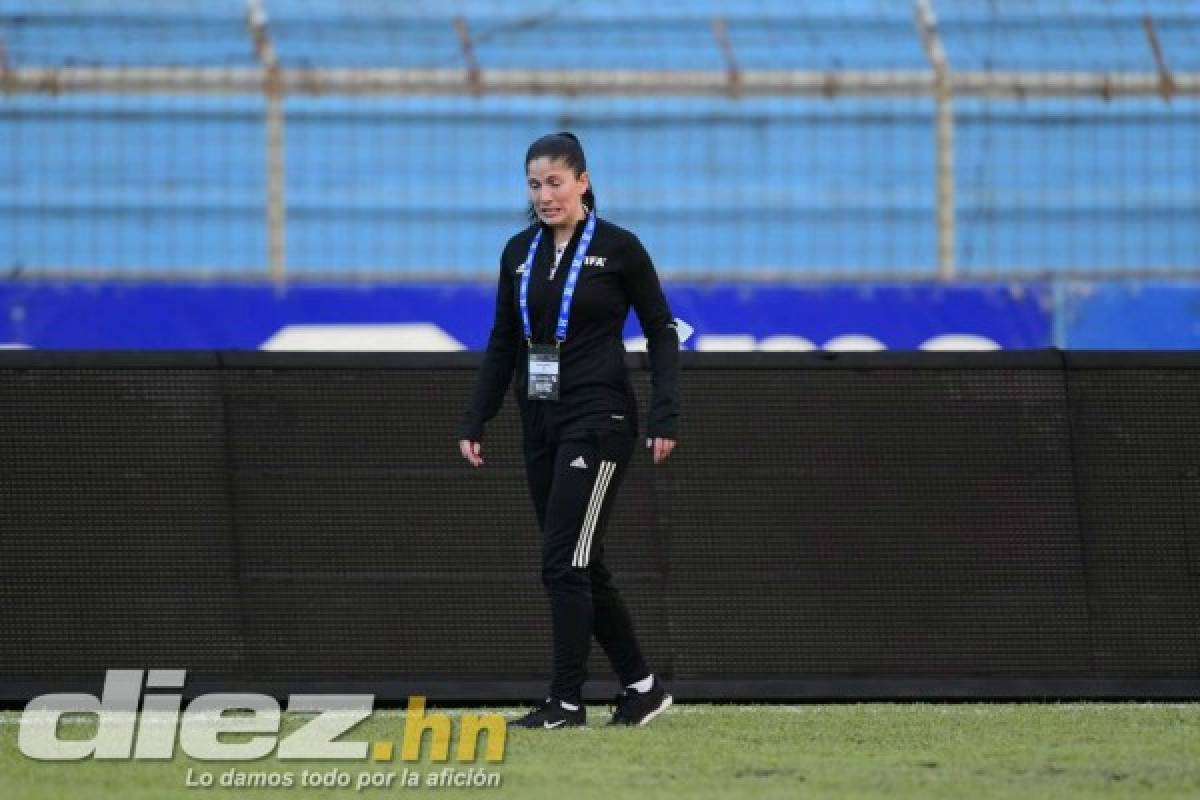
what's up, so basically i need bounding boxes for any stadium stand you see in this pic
[0,0,1197,278]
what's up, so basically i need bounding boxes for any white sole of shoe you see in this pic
[637,694,673,727]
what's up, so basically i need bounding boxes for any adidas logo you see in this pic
[570,456,588,469]
[583,256,606,268]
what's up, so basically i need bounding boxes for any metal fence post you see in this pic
[915,0,956,281]
[247,0,287,287]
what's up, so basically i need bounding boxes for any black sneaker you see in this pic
[608,677,673,726]
[509,697,586,729]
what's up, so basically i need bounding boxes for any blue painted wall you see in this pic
[1056,282,1200,349]
[0,281,1050,351]
[9,278,1200,350]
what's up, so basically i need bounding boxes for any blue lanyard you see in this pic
[518,212,596,345]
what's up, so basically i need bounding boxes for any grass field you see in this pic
[2,703,1199,799]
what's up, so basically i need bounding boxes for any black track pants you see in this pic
[524,425,650,704]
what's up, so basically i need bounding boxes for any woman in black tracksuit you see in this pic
[458,132,678,729]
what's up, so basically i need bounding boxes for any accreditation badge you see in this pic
[528,344,561,401]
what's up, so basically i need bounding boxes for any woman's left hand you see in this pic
[646,437,676,464]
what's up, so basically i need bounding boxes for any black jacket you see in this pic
[459,215,680,442]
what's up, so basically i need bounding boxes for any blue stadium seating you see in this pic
[0,1,1197,278]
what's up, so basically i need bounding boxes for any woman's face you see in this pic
[526,156,589,226]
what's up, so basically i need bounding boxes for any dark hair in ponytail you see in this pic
[524,131,596,223]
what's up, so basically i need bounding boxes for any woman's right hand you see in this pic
[459,439,484,467]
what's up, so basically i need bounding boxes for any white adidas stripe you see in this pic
[583,460,617,563]
[573,460,615,567]
[584,461,616,563]
[572,477,598,568]
[576,461,615,567]
[572,467,604,568]
[573,461,611,567]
